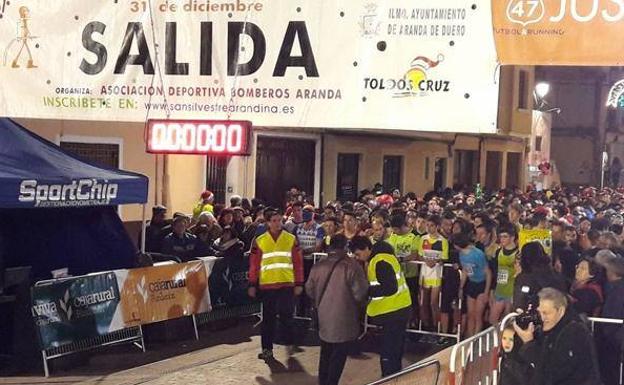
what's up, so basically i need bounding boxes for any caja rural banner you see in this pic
[519,228,552,256]
[113,260,211,326]
[0,0,498,133]
[31,260,214,349]
[493,0,624,65]
[31,272,121,350]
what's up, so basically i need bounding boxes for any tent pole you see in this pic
[141,204,147,254]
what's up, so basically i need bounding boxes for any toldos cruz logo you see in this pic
[391,54,449,98]
[404,54,446,95]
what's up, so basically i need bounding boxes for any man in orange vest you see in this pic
[248,208,304,361]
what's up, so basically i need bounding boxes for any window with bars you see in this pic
[518,70,529,110]
[60,141,121,211]
[383,155,403,193]
[337,153,359,202]
[535,136,543,152]
[206,156,229,204]
[60,141,120,169]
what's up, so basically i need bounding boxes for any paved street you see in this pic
[0,319,445,385]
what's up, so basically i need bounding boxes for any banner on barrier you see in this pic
[493,0,624,65]
[31,272,121,349]
[519,228,552,256]
[31,261,213,349]
[114,260,210,326]
[209,253,253,307]
[0,0,498,133]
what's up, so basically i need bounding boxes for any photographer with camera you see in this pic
[513,288,602,385]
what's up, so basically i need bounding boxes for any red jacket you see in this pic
[248,231,304,290]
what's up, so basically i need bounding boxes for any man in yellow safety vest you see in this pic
[248,208,304,361]
[350,235,412,377]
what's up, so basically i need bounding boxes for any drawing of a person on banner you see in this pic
[4,6,38,68]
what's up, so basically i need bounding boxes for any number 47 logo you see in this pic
[506,0,546,27]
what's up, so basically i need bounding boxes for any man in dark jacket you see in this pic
[161,215,197,262]
[513,288,602,385]
[306,234,368,385]
[140,205,168,253]
[597,254,624,385]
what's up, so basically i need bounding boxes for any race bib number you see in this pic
[497,270,509,284]
[423,250,442,261]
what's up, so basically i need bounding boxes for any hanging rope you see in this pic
[147,0,170,120]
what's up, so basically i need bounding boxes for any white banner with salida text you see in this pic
[0,0,499,133]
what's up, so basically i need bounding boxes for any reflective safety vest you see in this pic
[256,231,296,286]
[367,253,412,317]
[192,202,214,219]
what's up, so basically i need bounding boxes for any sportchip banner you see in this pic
[493,0,624,65]
[0,0,498,133]
[31,272,121,350]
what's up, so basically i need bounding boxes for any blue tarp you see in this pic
[0,118,148,208]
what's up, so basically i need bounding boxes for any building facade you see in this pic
[536,67,624,188]
[15,65,535,225]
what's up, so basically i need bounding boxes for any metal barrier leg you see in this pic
[42,350,49,377]
[493,364,498,385]
[419,286,424,331]
[139,325,146,352]
[456,297,463,341]
[360,314,370,340]
[192,315,200,341]
[253,303,263,328]
[437,287,442,334]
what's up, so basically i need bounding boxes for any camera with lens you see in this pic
[516,293,543,330]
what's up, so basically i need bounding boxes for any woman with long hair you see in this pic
[513,242,566,310]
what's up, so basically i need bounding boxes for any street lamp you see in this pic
[534,82,555,111]
[535,82,550,99]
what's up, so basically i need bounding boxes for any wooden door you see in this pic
[255,137,315,208]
